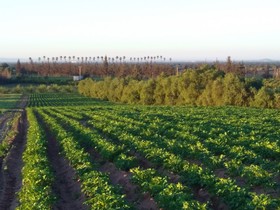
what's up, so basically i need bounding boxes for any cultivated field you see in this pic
[0,93,279,209]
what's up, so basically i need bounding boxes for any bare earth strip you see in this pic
[35,112,89,210]
[0,111,26,209]
[17,95,28,109]
[46,135,89,210]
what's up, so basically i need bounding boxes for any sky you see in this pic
[1,0,280,61]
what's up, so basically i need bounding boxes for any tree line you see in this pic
[16,55,175,78]
[78,66,280,108]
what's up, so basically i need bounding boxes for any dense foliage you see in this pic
[78,68,280,108]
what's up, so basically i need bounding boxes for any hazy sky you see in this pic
[1,0,280,61]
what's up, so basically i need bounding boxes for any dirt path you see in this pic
[34,112,89,210]
[99,161,159,210]
[17,95,28,109]
[46,135,89,210]
[0,110,26,209]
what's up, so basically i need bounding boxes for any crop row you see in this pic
[41,108,207,209]
[83,108,278,188]
[36,109,132,209]
[0,94,22,109]
[57,106,278,189]
[17,109,55,209]
[28,93,110,107]
[45,107,280,209]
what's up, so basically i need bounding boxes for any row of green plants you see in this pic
[81,108,276,188]
[50,106,280,209]
[23,93,280,209]
[85,109,279,209]
[0,112,21,158]
[42,108,207,209]
[36,109,132,209]
[130,167,206,209]
[78,68,280,108]
[0,94,21,109]
[17,109,55,209]
[55,104,279,167]
[28,93,110,107]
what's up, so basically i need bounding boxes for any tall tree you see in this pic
[16,59,21,75]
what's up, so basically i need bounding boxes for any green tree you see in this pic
[252,87,274,108]
[140,79,156,105]
[222,73,247,106]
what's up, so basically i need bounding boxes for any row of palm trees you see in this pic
[30,55,172,64]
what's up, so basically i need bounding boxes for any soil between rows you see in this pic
[36,113,89,210]
[0,110,26,209]
[43,109,160,209]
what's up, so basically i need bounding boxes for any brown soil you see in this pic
[46,135,89,210]
[99,161,159,210]
[38,113,89,210]
[45,110,159,209]
[17,95,28,109]
[0,111,26,209]
[214,168,229,179]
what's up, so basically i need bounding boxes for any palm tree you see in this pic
[38,57,41,63]
[43,56,46,63]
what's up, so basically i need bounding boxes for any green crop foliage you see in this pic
[21,93,280,209]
